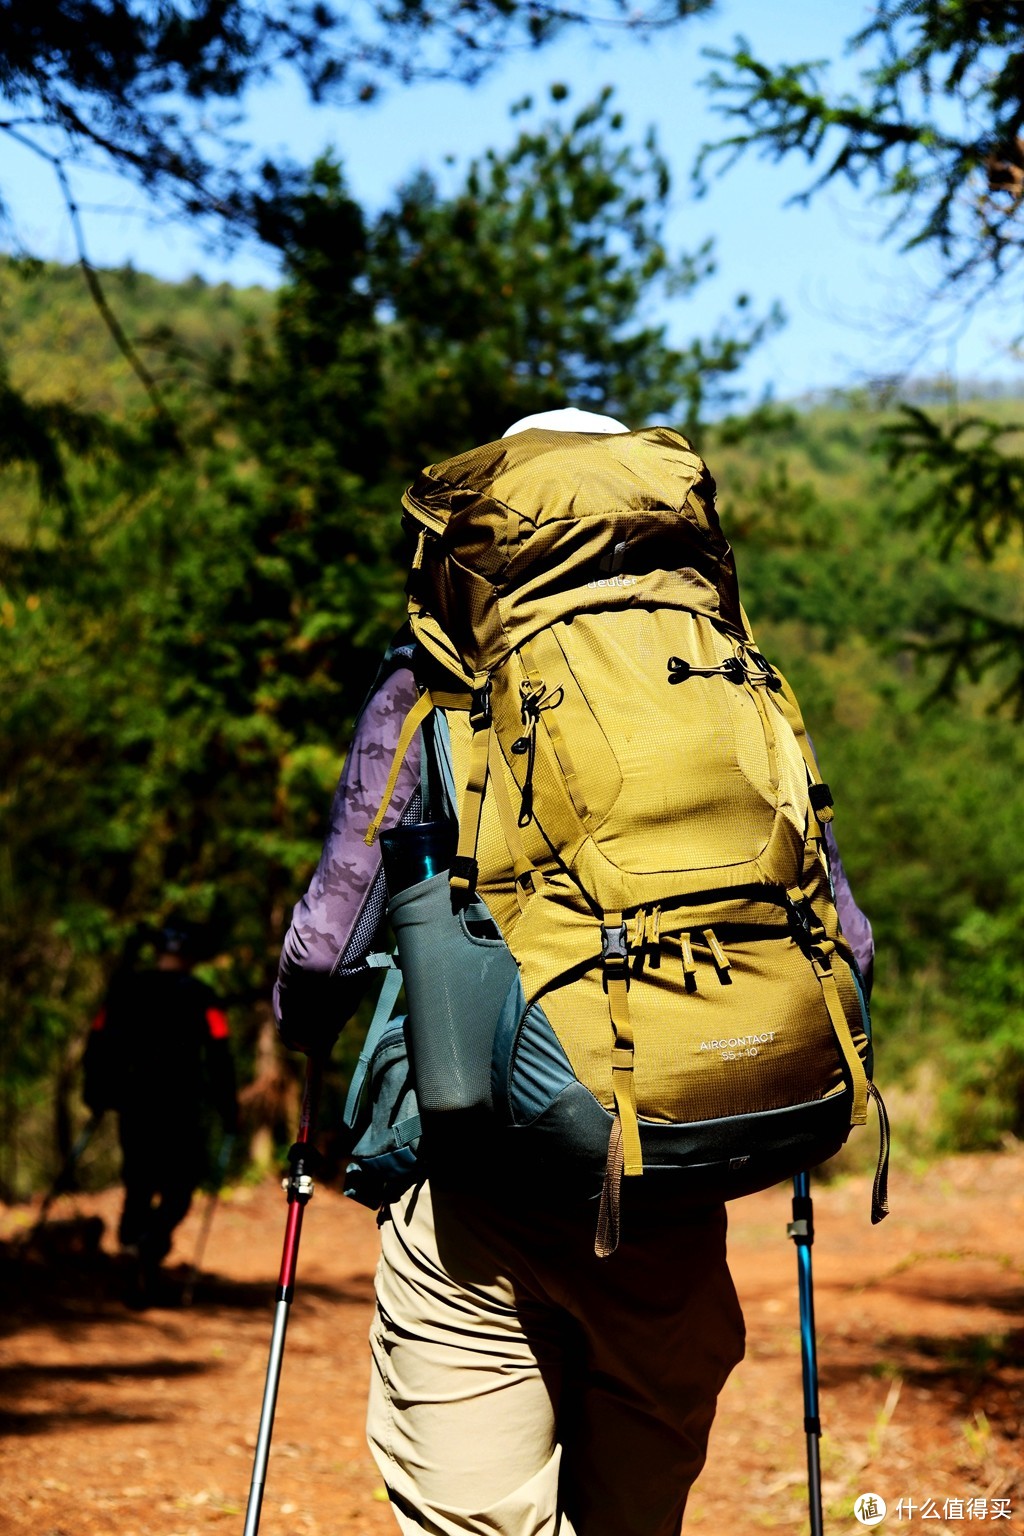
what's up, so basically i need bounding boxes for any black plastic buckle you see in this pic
[785,892,827,957]
[450,854,479,890]
[784,891,813,943]
[667,656,691,685]
[721,656,745,684]
[601,921,629,971]
[469,680,492,731]
[751,651,784,691]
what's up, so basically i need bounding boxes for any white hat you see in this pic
[502,406,630,438]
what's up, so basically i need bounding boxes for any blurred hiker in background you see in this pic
[84,924,238,1304]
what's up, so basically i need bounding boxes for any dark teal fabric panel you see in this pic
[507,1001,581,1125]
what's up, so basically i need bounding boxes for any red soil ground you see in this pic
[1,1146,1022,1535]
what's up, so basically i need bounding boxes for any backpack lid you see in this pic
[402,426,744,674]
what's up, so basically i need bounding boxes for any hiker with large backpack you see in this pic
[274,408,883,1535]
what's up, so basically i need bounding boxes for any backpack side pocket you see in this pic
[343,966,423,1209]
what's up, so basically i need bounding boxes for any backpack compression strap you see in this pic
[604,916,643,1174]
[772,670,835,836]
[449,677,492,897]
[741,605,835,839]
[594,912,643,1258]
[787,884,869,1127]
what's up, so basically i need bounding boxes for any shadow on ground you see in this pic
[0,1216,374,1336]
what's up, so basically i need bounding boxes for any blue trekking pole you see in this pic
[788,1171,824,1536]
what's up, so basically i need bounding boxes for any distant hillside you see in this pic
[0,255,274,418]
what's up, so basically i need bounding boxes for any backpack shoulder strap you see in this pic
[743,603,835,833]
[449,676,492,896]
[364,688,436,847]
[422,705,458,823]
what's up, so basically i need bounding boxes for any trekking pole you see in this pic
[788,1170,824,1536]
[182,1133,236,1308]
[30,1112,103,1236]
[242,1057,325,1536]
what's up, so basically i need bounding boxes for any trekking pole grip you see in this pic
[277,1059,324,1300]
[243,1054,326,1536]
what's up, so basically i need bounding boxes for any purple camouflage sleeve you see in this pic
[273,659,422,1046]
[824,821,875,994]
[805,734,875,994]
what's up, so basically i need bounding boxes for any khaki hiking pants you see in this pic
[367,1180,745,1536]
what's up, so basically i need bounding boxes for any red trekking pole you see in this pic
[243,1057,325,1536]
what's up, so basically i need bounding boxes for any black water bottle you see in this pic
[380,820,457,900]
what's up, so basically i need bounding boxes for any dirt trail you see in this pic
[1,1147,1022,1536]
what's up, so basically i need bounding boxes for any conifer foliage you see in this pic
[0,87,761,1190]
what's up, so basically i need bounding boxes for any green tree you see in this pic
[0,90,759,1191]
[0,2,715,518]
[696,0,1024,708]
[2,2,712,226]
[371,87,775,461]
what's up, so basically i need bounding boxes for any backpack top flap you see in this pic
[402,426,744,676]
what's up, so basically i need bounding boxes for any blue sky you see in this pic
[3,0,1021,406]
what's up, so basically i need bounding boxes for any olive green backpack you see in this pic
[367,425,888,1252]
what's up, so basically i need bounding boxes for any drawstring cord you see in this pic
[667,645,783,690]
[511,679,564,827]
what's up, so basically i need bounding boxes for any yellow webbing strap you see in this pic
[486,733,543,910]
[812,940,868,1126]
[703,927,732,981]
[776,670,834,833]
[363,690,435,847]
[646,906,661,970]
[743,605,833,830]
[747,680,779,788]
[449,678,492,896]
[786,883,867,1124]
[797,736,834,835]
[794,721,822,793]
[603,911,644,1179]
[681,932,697,991]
